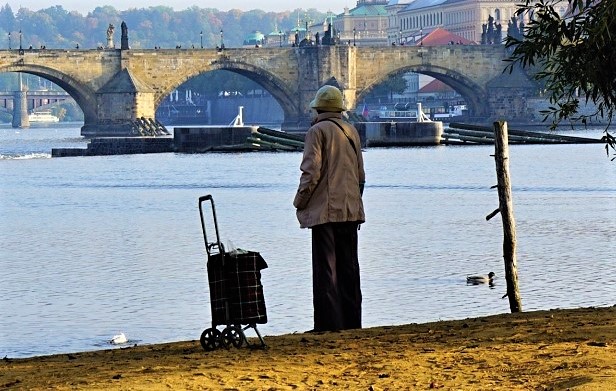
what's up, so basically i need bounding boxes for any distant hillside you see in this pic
[0,5,327,50]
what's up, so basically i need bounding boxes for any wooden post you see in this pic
[492,121,523,312]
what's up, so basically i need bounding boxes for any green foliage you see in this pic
[0,5,16,32]
[58,101,84,121]
[368,72,409,100]
[54,106,66,121]
[504,0,615,158]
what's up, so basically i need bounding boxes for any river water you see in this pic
[1,124,615,358]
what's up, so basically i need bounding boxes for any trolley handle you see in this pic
[198,195,213,203]
[198,194,223,257]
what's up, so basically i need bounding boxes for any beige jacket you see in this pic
[293,112,365,228]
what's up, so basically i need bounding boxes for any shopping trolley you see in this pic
[198,194,268,351]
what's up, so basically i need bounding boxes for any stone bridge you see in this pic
[0,46,534,136]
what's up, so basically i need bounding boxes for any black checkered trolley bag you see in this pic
[198,195,268,351]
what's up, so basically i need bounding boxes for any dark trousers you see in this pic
[311,222,362,331]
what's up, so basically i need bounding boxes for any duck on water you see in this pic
[466,272,495,285]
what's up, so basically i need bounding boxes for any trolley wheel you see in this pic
[222,326,245,348]
[200,328,222,351]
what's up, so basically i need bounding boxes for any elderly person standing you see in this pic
[293,85,366,332]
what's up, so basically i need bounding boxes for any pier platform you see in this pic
[52,136,174,157]
[51,121,447,157]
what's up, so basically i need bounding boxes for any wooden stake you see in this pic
[493,121,522,312]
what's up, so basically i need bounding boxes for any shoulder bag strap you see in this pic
[320,118,358,155]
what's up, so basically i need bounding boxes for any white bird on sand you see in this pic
[466,272,495,285]
[110,333,128,345]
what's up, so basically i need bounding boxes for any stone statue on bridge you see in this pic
[121,21,129,50]
[482,15,500,45]
[106,24,115,49]
[322,23,333,45]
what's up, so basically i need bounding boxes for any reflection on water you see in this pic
[0,125,614,358]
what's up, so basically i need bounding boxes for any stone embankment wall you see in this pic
[52,137,173,157]
[354,121,443,146]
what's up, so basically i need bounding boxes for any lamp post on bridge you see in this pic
[200,31,203,49]
[220,29,224,49]
[353,27,356,46]
[8,32,10,49]
[399,29,402,45]
[19,30,22,50]
[279,30,283,47]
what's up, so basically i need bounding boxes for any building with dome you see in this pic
[243,31,266,47]
[332,0,389,46]
[266,27,286,47]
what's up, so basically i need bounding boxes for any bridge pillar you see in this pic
[485,87,533,122]
[284,45,357,132]
[12,87,29,128]
[81,69,156,137]
[484,67,537,123]
[281,113,310,132]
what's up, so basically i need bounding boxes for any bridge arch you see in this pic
[415,65,489,117]
[0,65,97,123]
[356,64,489,117]
[153,60,299,126]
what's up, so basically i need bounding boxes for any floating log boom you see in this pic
[250,131,305,148]
[444,122,603,145]
[256,127,305,142]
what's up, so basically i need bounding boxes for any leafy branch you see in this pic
[504,0,615,159]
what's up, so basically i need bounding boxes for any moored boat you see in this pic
[28,110,60,123]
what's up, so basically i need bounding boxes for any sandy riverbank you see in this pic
[2,306,615,390]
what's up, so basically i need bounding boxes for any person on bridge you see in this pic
[293,85,366,332]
